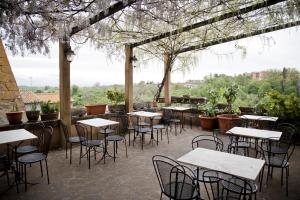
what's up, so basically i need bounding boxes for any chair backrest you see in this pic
[192,135,223,151]
[152,155,198,200]
[38,126,53,156]
[163,109,175,120]
[75,124,88,143]
[228,141,265,159]
[60,120,69,140]
[275,123,296,146]
[203,170,253,200]
[24,122,46,146]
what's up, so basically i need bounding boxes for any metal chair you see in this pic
[163,109,181,136]
[153,116,169,145]
[0,153,10,186]
[61,121,81,164]
[18,126,53,192]
[106,134,128,162]
[15,123,45,155]
[75,124,103,169]
[152,155,200,200]
[191,135,223,199]
[203,170,254,200]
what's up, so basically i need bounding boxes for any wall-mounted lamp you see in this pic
[65,46,75,62]
[130,55,138,62]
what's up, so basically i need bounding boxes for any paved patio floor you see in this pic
[1,127,299,200]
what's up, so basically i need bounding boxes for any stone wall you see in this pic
[0,40,24,125]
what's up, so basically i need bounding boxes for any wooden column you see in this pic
[59,42,71,147]
[125,45,133,112]
[164,53,171,105]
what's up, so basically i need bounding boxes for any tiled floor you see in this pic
[1,127,299,199]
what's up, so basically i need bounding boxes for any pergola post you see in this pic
[164,53,171,105]
[125,45,133,112]
[59,42,71,146]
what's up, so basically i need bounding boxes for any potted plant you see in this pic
[6,101,23,125]
[217,84,240,131]
[25,101,40,122]
[40,101,59,121]
[106,89,125,113]
[199,89,219,130]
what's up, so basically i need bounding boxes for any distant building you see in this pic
[244,71,269,80]
[20,90,41,111]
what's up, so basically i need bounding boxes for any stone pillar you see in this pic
[59,42,71,146]
[125,45,133,112]
[0,40,24,125]
[164,53,171,106]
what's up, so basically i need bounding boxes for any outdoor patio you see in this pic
[1,127,299,200]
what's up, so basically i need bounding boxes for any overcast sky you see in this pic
[7,26,300,87]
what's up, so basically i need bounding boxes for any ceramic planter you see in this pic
[85,104,107,115]
[6,111,23,125]
[217,114,240,131]
[199,115,218,130]
[41,112,58,121]
[26,110,40,122]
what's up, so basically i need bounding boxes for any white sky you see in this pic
[7,26,300,87]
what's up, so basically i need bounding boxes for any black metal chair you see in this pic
[203,170,254,200]
[191,135,223,199]
[163,109,181,136]
[134,126,153,150]
[75,124,104,169]
[152,155,200,200]
[15,123,45,155]
[106,134,128,162]
[0,153,10,186]
[61,121,82,164]
[18,126,53,192]
[153,116,169,145]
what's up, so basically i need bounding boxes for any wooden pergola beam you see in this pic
[175,20,300,54]
[130,0,285,48]
[70,0,137,36]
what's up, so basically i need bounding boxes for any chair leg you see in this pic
[24,164,27,192]
[156,130,159,146]
[281,168,284,186]
[161,129,163,141]
[94,146,96,160]
[259,165,264,192]
[286,167,289,196]
[65,141,68,159]
[113,141,116,162]
[128,130,131,146]
[124,139,128,158]
[40,161,43,177]
[141,133,144,150]
[45,159,50,184]
[166,128,169,144]
[70,143,72,164]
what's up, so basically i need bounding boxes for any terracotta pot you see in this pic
[199,115,217,130]
[6,111,23,125]
[217,114,240,132]
[85,104,107,115]
[26,110,40,122]
[41,112,58,121]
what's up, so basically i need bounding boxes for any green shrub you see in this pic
[105,89,125,105]
[41,101,59,114]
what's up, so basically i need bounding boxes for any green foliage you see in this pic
[30,101,39,111]
[105,89,125,105]
[72,85,79,96]
[199,89,220,117]
[223,84,239,113]
[41,101,59,114]
[257,90,300,119]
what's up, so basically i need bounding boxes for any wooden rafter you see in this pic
[175,20,300,54]
[70,0,137,36]
[130,0,286,48]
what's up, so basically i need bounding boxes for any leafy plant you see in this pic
[223,84,239,113]
[257,90,300,119]
[199,89,220,117]
[28,101,39,111]
[105,89,125,106]
[41,101,59,114]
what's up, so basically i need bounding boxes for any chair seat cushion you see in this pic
[83,140,102,147]
[169,119,181,123]
[262,144,288,154]
[265,156,288,167]
[107,135,125,141]
[18,153,46,164]
[153,124,165,129]
[135,127,152,133]
[164,181,198,200]
[99,129,115,134]
[16,145,38,154]
[68,136,81,143]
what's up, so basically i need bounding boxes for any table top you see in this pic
[227,127,282,140]
[127,111,162,118]
[0,129,37,145]
[78,118,119,128]
[240,115,278,122]
[162,106,190,111]
[177,148,265,180]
